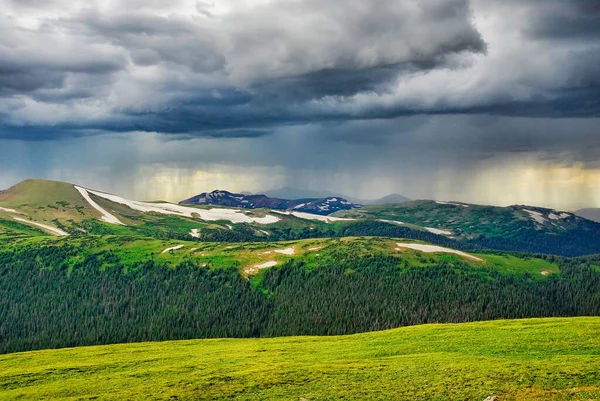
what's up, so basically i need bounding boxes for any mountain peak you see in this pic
[180,190,359,215]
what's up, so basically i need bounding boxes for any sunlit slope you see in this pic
[0,235,560,278]
[0,318,598,400]
[0,179,100,223]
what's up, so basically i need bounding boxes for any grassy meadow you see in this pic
[0,318,598,400]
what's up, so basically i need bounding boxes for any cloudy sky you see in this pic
[1,0,599,209]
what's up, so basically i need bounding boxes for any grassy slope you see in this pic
[0,179,99,224]
[0,318,598,400]
[0,213,48,239]
[0,235,560,278]
[337,200,583,238]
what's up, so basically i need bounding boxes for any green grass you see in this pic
[0,179,100,224]
[0,235,560,278]
[0,317,598,400]
[337,200,584,238]
[0,234,560,280]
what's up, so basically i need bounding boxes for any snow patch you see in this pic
[425,227,453,235]
[13,217,68,236]
[245,260,278,275]
[396,243,483,262]
[436,201,468,208]
[274,210,355,223]
[162,245,184,254]
[523,209,547,225]
[379,219,405,225]
[274,247,295,255]
[85,188,281,225]
[190,229,200,238]
[75,186,124,225]
[548,212,569,221]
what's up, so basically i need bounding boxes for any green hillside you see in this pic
[3,234,599,354]
[3,180,600,256]
[336,200,600,256]
[0,317,598,400]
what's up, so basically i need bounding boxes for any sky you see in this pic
[1,0,599,209]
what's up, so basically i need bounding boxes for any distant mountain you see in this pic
[179,190,360,215]
[262,187,410,205]
[576,208,600,223]
[368,193,411,205]
[334,199,600,256]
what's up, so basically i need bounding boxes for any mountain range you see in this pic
[261,186,411,205]
[2,179,600,257]
[179,190,359,215]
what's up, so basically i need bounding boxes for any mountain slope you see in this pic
[576,208,600,223]
[369,193,411,205]
[335,200,600,256]
[1,317,598,400]
[3,233,599,354]
[179,190,359,215]
[0,179,101,222]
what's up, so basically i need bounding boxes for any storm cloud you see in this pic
[1,0,600,208]
[1,0,484,137]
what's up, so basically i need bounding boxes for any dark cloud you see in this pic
[0,0,487,139]
[525,1,600,40]
[0,0,598,204]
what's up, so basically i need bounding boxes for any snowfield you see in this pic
[13,217,69,236]
[378,219,405,225]
[435,201,469,208]
[162,245,184,254]
[396,243,483,262]
[549,212,571,221]
[273,210,355,223]
[274,247,295,255]
[245,260,278,275]
[425,227,453,235]
[524,209,547,225]
[82,188,281,225]
[75,186,124,225]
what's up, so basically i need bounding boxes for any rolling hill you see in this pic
[3,179,600,256]
[0,317,598,400]
[2,232,599,354]
[335,200,600,256]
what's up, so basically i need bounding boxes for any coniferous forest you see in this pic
[1,244,599,354]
